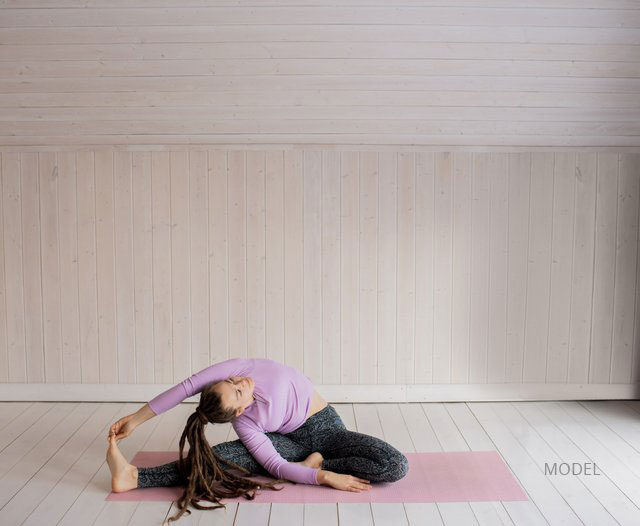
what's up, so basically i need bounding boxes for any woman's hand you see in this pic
[321,471,372,492]
[107,403,157,443]
[108,413,138,442]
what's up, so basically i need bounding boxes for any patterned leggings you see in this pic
[137,404,409,488]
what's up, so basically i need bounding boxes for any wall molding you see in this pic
[1,383,638,403]
[3,146,640,154]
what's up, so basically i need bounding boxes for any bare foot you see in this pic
[106,434,139,493]
[294,451,324,469]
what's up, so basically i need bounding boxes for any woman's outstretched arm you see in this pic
[147,358,250,415]
[135,402,157,423]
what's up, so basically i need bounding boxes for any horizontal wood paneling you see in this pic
[1,1,639,147]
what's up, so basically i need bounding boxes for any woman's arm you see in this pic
[233,418,321,485]
[132,402,157,425]
[148,358,250,416]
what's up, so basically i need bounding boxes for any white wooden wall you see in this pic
[1,1,640,400]
[1,150,640,402]
[0,0,639,148]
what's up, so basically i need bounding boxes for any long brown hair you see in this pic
[167,384,287,523]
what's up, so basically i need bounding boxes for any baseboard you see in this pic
[0,382,638,402]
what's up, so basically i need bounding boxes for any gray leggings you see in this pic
[137,405,408,488]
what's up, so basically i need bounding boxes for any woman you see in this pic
[106,357,408,522]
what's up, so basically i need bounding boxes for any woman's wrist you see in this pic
[316,469,330,485]
[132,403,156,425]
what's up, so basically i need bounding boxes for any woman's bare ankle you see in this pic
[112,465,138,493]
[297,451,323,469]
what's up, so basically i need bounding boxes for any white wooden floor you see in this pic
[1,401,640,526]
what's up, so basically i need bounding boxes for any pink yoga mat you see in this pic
[106,451,527,503]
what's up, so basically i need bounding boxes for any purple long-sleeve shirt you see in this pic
[147,357,321,485]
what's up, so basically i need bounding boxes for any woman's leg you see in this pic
[305,405,409,483]
[136,431,311,488]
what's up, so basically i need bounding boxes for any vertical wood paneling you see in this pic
[487,153,509,384]
[283,150,303,371]
[114,151,135,384]
[169,151,190,382]
[568,153,597,384]
[469,153,490,383]
[505,153,530,382]
[150,151,172,383]
[359,152,377,385]
[633,161,640,383]
[0,153,7,382]
[396,152,415,384]
[265,151,285,366]
[57,152,81,383]
[303,150,322,381]
[340,152,358,384]
[321,151,340,384]
[2,152,25,382]
[228,151,247,359]
[208,150,229,364]
[1,148,639,390]
[188,150,209,374]
[433,152,453,383]
[611,153,639,383]
[40,152,62,383]
[131,152,154,384]
[415,153,435,384]
[590,153,618,383]
[246,151,266,359]
[523,153,554,383]
[547,153,577,383]
[76,151,99,383]
[377,152,397,384]
[95,150,117,383]
[451,152,472,384]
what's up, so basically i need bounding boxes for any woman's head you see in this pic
[167,376,285,523]
[214,376,256,418]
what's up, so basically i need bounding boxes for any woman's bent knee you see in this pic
[382,452,409,482]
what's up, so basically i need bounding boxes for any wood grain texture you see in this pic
[1,149,638,395]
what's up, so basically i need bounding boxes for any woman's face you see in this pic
[216,376,255,416]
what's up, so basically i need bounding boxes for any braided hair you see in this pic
[167,383,287,522]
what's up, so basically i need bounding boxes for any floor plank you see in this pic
[0,403,121,525]
[0,402,78,482]
[535,402,640,509]
[489,402,616,526]
[0,403,35,431]
[0,402,55,453]
[467,402,583,525]
[514,401,640,526]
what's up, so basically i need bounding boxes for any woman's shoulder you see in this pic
[232,413,263,433]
